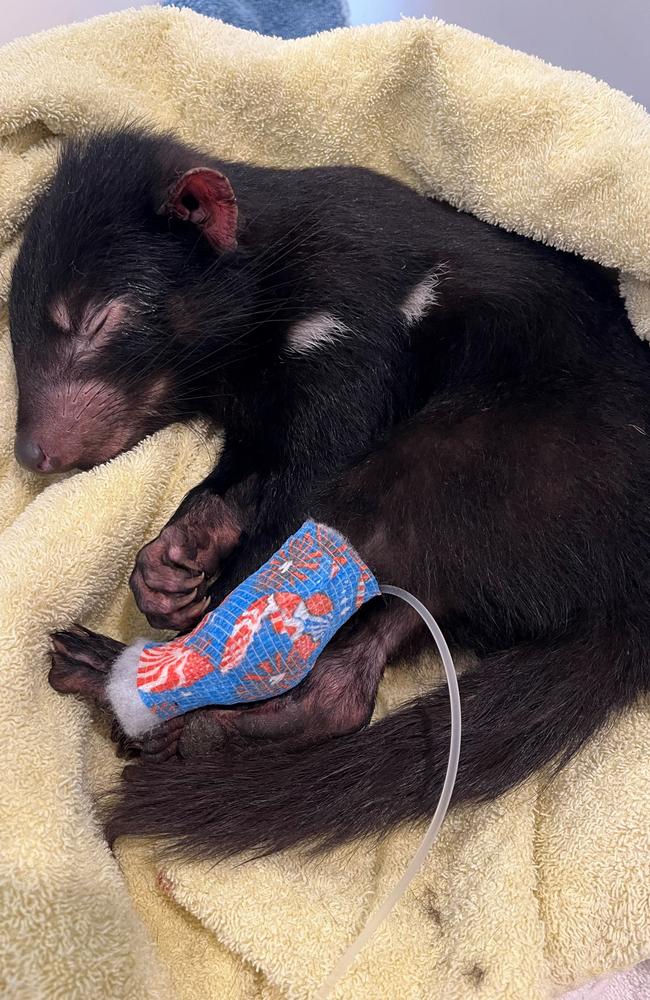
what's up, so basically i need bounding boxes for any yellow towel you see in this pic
[0,9,649,999]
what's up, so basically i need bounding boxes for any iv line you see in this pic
[316,584,462,998]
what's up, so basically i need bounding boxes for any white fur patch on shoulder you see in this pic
[285,312,350,354]
[49,296,71,331]
[105,638,158,738]
[400,271,442,325]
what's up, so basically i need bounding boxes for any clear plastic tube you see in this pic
[316,584,462,999]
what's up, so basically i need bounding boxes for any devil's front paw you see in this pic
[110,711,231,766]
[130,495,241,632]
[129,525,210,632]
[109,718,186,761]
[49,625,125,707]
[110,719,144,760]
[125,709,234,764]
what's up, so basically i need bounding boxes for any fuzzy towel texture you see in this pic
[0,8,649,1000]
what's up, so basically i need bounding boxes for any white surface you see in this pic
[561,960,650,999]
[430,0,649,109]
[1,0,133,45]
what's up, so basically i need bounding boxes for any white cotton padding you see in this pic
[105,638,158,737]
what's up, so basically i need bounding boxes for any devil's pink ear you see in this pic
[161,168,238,251]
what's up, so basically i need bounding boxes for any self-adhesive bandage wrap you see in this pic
[107,520,381,736]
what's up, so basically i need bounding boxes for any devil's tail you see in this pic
[106,617,649,859]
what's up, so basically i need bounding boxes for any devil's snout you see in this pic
[14,431,62,473]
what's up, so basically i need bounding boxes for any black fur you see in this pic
[11,128,650,858]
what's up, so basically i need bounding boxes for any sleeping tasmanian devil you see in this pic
[9,127,650,858]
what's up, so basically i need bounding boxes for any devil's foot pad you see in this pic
[107,520,380,738]
[49,625,125,705]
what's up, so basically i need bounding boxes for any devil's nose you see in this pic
[14,434,60,473]
[14,434,44,469]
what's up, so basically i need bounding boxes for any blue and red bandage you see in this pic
[107,520,380,736]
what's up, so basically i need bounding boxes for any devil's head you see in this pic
[10,128,252,473]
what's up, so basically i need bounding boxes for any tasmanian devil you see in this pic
[9,127,650,859]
